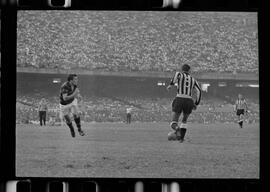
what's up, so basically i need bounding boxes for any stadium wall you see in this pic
[17,72,259,102]
[16,67,259,81]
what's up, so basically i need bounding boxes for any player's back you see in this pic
[170,70,201,106]
[173,72,199,98]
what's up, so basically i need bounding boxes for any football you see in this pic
[168,131,177,141]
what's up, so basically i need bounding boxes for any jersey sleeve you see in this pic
[194,80,202,105]
[234,101,237,111]
[169,72,181,86]
[244,99,248,110]
[37,103,41,111]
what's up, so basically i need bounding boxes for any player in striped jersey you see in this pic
[167,64,202,143]
[234,94,248,128]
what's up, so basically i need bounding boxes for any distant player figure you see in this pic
[126,107,132,124]
[167,64,202,143]
[60,74,85,137]
[234,94,248,128]
[38,98,48,126]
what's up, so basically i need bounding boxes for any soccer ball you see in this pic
[168,131,177,141]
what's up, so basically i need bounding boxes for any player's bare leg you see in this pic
[239,114,244,128]
[170,112,181,140]
[64,115,75,137]
[237,114,243,128]
[237,115,241,128]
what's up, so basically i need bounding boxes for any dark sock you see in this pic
[67,122,74,130]
[175,128,181,138]
[74,116,81,131]
[180,128,187,140]
[66,122,75,137]
[240,121,243,127]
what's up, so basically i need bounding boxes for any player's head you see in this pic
[238,94,243,99]
[67,74,78,86]
[182,64,191,73]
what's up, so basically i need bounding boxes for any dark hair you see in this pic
[67,74,77,81]
[182,64,191,72]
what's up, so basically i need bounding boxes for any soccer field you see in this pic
[16,122,259,178]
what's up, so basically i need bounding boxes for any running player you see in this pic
[167,64,202,143]
[60,74,85,137]
[234,94,248,128]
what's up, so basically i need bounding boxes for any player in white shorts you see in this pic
[60,74,85,137]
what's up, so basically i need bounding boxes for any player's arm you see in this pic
[38,102,43,111]
[45,104,48,112]
[193,80,202,110]
[62,87,79,101]
[77,92,83,103]
[167,72,180,90]
[234,100,237,112]
[77,91,83,100]
[244,100,249,112]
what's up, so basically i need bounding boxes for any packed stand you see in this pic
[17,11,258,73]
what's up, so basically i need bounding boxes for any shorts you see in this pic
[172,97,194,115]
[236,109,245,116]
[60,98,79,116]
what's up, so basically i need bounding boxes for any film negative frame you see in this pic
[0,0,264,191]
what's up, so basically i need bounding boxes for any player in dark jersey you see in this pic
[60,74,85,137]
[167,64,202,143]
[234,94,248,128]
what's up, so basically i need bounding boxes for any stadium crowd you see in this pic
[16,95,259,125]
[17,11,258,73]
